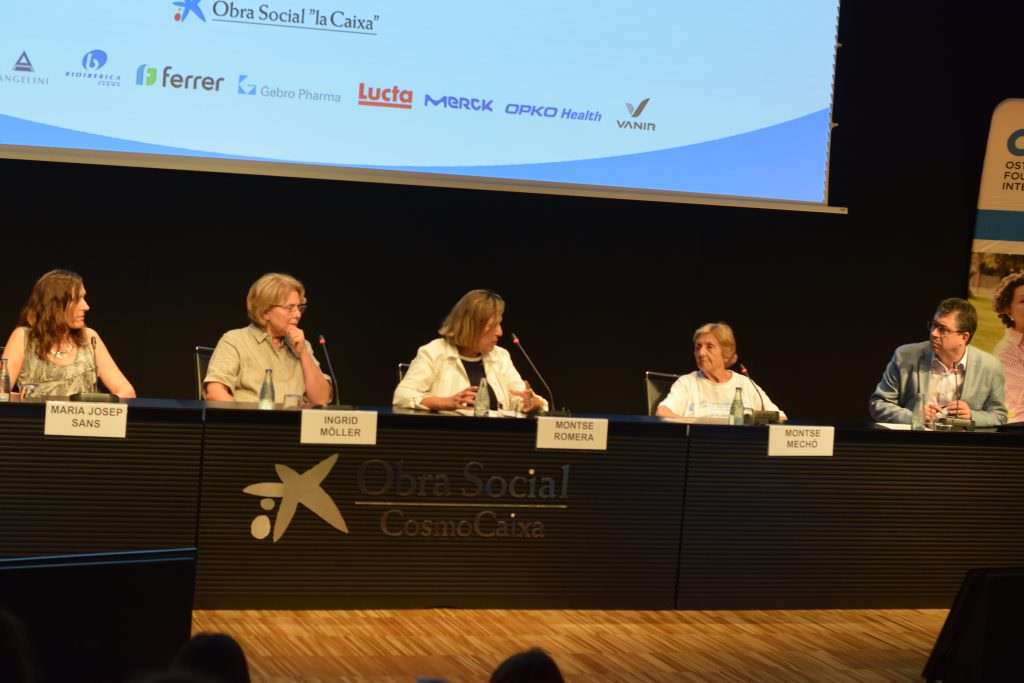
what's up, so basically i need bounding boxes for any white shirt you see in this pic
[392,338,548,412]
[926,346,968,409]
[658,370,784,418]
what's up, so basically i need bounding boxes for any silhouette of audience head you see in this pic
[0,609,34,683]
[172,633,251,683]
[490,647,564,683]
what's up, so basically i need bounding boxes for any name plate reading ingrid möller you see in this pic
[535,416,609,451]
[300,409,378,445]
[767,425,835,456]
[43,401,128,438]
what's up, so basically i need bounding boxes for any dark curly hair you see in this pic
[993,272,1024,328]
[17,269,88,361]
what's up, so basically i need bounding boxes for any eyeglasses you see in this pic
[927,320,961,337]
[272,304,308,313]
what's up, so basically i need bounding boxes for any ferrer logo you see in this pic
[359,82,412,109]
[135,64,225,92]
[617,98,656,132]
[243,454,348,542]
[424,93,493,112]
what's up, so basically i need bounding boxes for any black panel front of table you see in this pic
[0,401,203,559]
[196,410,687,608]
[678,425,1024,609]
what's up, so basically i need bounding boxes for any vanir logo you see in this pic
[617,98,656,132]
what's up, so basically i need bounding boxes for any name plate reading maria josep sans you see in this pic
[43,401,127,439]
[768,425,835,457]
[535,416,608,451]
[300,409,378,445]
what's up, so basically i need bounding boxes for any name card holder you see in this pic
[536,416,608,451]
[301,409,378,445]
[767,425,835,457]
[44,400,128,439]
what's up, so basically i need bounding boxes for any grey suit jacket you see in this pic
[868,341,1007,426]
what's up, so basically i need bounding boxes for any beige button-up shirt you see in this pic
[204,324,330,403]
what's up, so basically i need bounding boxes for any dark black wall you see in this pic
[0,4,1018,421]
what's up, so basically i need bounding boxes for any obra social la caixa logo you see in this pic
[243,454,348,541]
[172,0,206,22]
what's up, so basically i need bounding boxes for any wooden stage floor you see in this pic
[192,608,946,682]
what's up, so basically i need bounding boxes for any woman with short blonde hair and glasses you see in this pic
[393,289,546,413]
[203,272,332,405]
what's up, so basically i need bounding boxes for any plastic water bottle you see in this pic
[728,387,744,425]
[474,377,490,417]
[912,392,925,430]
[0,358,9,402]
[258,368,275,410]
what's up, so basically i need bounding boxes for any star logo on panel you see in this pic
[173,0,206,23]
[243,454,348,542]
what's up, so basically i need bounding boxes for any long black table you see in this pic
[2,399,1022,610]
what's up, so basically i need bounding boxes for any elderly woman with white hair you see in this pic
[655,321,785,419]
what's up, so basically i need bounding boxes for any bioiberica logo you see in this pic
[243,454,348,542]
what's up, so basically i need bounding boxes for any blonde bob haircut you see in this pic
[246,273,306,327]
[693,321,738,368]
[439,289,505,350]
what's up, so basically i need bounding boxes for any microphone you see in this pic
[70,335,117,402]
[736,363,779,425]
[91,336,99,392]
[511,332,569,416]
[317,334,345,407]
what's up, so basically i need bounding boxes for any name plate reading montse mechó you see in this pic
[301,409,378,445]
[535,416,609,451]
[44,401,128,439]
[768,425,835,456]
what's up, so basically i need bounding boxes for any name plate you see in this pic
[301,409,378,445]
[768,425,835,456]
[44,401,127,439]
[536,417,608,451]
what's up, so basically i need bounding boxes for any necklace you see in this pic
[48,343,73,360]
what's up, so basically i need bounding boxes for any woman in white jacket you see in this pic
[393,289,547,414]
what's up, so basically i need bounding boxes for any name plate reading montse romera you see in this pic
[535,416,609,451]
[44,401,128,439]
[300,409,378,445]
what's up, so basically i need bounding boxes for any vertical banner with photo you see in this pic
[969,98,1024,420]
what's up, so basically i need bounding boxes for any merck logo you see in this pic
[358,82,412,109]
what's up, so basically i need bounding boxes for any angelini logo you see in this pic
[13,51,34,72]
[358,82,412,109]
[617,97,655,132]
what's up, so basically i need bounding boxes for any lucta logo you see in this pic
[358,82,412,109]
